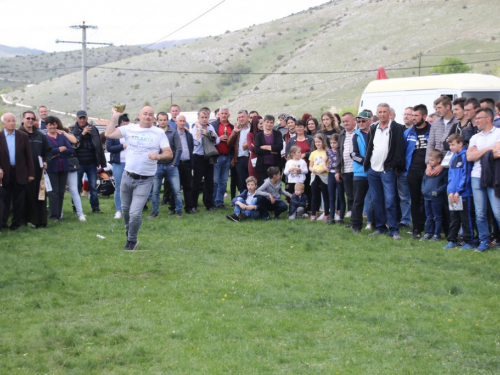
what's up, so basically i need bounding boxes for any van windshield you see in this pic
[462,91,500,101]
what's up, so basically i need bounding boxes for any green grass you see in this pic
[1,190,500,374]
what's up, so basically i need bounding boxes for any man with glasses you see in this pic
[467,108,500,252]
[335,112,356,224]
[69,110,107,214]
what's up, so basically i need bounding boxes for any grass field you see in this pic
[1,189,500,374]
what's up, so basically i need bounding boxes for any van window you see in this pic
[462,92,500,101]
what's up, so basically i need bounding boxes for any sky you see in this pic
[2,0,328,52]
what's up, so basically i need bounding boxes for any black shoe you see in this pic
[191,207,198,213]
[207,206,216,212]
[216,205,226,210]
[239,212,247,221]
[147,212,158,219]
[412,232,421,240]
[10,226,20,232]
[185,209,194,214]
[327,218,335,225]
[123,241,138,251]
[143,204,149,211]
[176,212,182,218]
[92,209,103,214]
[226,213,239,222]
[168,210,175,215]
[352,228,361,234]
[344,223,353,228]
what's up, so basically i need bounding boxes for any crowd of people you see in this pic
[2,97,500,252]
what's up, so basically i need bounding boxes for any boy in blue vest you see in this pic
[444,134,476,249]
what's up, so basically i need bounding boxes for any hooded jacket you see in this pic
[447,147,472,197]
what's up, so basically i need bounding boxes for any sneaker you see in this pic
[420,233,433,241]
[345,211,352,218]
[78,215,87,222]
[334,213,340,221]
[147,212,158,219]
[168,210,175,215]
[368,230,385,237]
[430,235,441,242]
[327,218,335,225]
[302,214,309,218]
[337,219,345,225]
[226,213,239,222]
[191,207,198,213]
[365,223,372,230]
[412,232,421,240]
[460,243,475,251]
[123,241,138,251]
[114,211,122,219]
[239,212,247,221]
[92,209,103,214]
[318,213,325,221]
[475,240,490,252]
[176,212,182,218]
[443,242,459,249]
[310,215,316,221]
[392,233,402,240]
[322,215,328,223]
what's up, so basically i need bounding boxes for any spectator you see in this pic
[228,109,251,195]
[363,103,406,240]
[38,106,49,131]
[336,112,356,222]
[254,115,283,186]
[19,111,51,228]
[479,98,500,128]
[284,145,308,195]
[176,114,195,214]
[45,117,74,222]
[212,106,233,209]
[226,176,261,222]
[309,133,329,222]
[0,113,35,232]
[306,117,320,136]
[247,115,263,181]
[255,166,290,220]
[421,150,447,241]
[320,111,341,146]
[466,107,500,252]
[69,110,107,214]
[168,104,180,131]
[289,182,308,220]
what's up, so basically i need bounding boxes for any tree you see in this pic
[430,57,472,74]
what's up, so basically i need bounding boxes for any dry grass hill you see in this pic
[2,0,500,123]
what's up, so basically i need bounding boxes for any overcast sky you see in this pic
[2,0,327,52]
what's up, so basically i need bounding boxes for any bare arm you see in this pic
[149,147,173,161]
[467,145,494,162]
[105,110,123,139]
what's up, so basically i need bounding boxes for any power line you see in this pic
[425,51,500,57]
[142,0,226,49]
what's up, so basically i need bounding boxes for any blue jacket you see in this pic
[350,129,369,178]
[404,124,430,176]
[106,137,125,164]
[421,171,447,201]
[231,190,259,209]
[447,147,472,197]
[45,133,74,173]
[289,193,308,216]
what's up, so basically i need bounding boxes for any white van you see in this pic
[358,73,500,121]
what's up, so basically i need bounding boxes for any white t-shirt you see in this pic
[370,124,391,172]
[469,127,500,178]
[284,158,308,183]
[119,124,170,176]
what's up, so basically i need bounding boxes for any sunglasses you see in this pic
[357,119,368,123]
[24,117,36,121]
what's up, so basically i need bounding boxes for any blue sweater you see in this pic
[447,148,473,197]
[421,170,447,201]
[45,133,74,173]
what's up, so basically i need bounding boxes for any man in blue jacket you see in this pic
[404,104,431,239]
[350,111,371,233]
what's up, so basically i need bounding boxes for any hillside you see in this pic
[0,44,45,58]
[3,0,500,123]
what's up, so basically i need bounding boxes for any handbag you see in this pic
[68,156,80,172]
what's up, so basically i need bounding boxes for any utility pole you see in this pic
[56,22,112,111]
[418,52,422,76]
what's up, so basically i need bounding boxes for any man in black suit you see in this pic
[176,115,195,214]
[0,113,35,231]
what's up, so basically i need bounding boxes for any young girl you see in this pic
[309,133,329,222]
[326,134,345,224]
[284,146,309,195]
[321,111,341,148]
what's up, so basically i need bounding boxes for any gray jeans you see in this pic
[121,172,154,242]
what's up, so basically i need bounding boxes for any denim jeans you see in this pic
[77,163,99,211]
[397,174,411,226]
[367,168,399,235]
[234,197,261,219]
[472,177,500,242]
[67,171,84,216]
[111,162,125,211]
[213,154,231,206]
[121,172,154,242]
[363,191,373,224]
[152,163,182,214]
[424,200,443,236]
